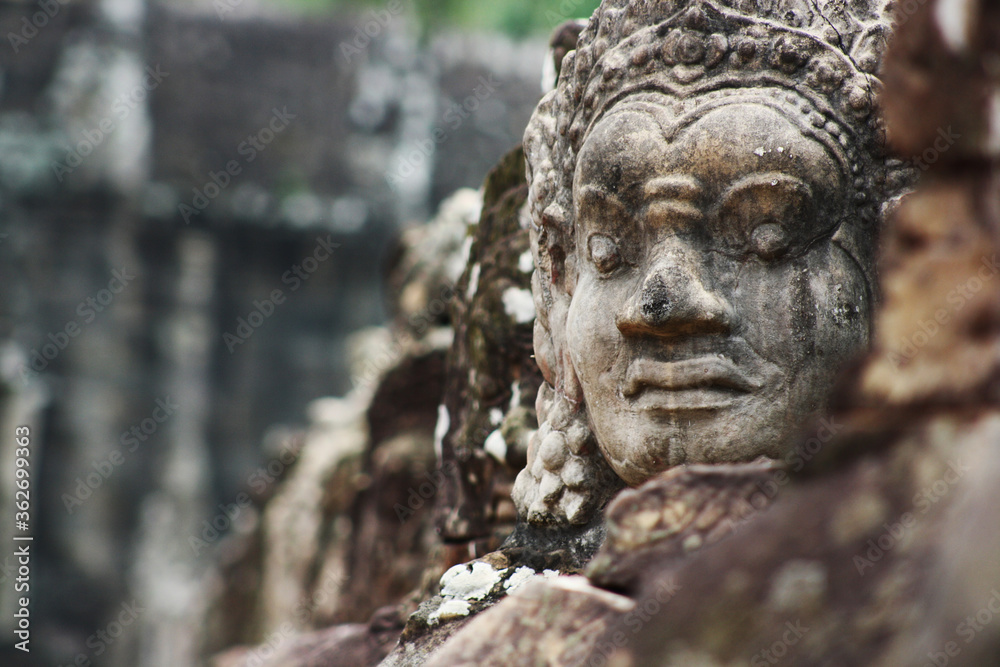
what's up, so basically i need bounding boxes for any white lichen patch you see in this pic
[460,235,474,266]
[466,263,481,301]
[509,381,521,411]
[484,429,507,463]
[502,287,536,324]
[503,567,561,595]
[541,47,558,93]
[428,598,472,624]
[518,249,534,274]
[433,404,449,459]
[440,561,503,601]
[502,566,538,593]
[934,0,975,52]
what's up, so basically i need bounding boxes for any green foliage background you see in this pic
[265,0,602,38]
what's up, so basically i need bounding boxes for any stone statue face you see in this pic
[567,101,870,485]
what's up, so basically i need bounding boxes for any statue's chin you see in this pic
[595,404,796,487]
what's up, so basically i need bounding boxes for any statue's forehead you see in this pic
[573,105,672,195]
[577,106,670,170]
[575,100,843,194]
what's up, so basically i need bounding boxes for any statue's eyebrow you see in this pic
[577,185,627,215]
[643,175,704,223]
[642,176,702,202]
[720,173,813,209]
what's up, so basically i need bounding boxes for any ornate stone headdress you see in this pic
[514,0,904,528]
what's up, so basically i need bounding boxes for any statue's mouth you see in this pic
[621,356,761,411]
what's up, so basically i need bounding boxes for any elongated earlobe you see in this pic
[512,382,623,526]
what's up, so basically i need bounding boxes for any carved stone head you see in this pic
[514,0,904,527]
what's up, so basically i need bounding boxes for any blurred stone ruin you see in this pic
[197,138,545,667]
[0,1,547,665]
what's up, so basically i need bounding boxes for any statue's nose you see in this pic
[616,243,733,337]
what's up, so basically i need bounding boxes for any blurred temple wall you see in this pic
[0,0,548,664]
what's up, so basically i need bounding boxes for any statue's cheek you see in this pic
[735,243,869,373]
[566,277,628,386]
[566,280,605,369]
[810,244,872,359]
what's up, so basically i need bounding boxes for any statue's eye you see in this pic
[588,234,622,274]
[748,222,790,261]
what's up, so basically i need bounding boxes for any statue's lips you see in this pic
[621,356,761,411]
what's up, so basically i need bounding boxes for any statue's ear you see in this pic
[530,198,586,406]
[563,246,578,298]
[540,202,575,291]
[545,242,579,299]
